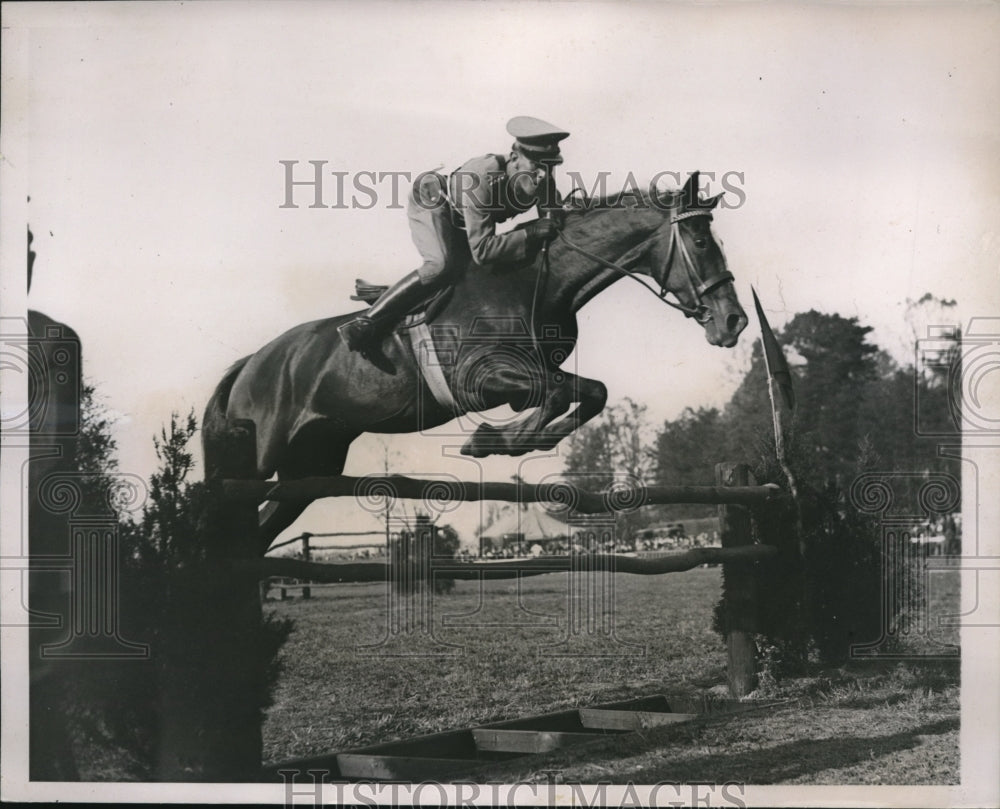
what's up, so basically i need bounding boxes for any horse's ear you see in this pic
[648,178,662,204]
[681,171,701,208]
[704,192,724,210]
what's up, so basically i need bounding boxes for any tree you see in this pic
[654,406,726,518]
[717,309,962,668]
[432,523,461,594]
[77,382,120,481]
[435,523,461,558]
[67,381,134,521]
[128,410,288,779]
[562,397,655,541]
[564,397,654,484]
[907,297,962,439]
[720,310,882,489]
[134,410,206,566]
[63,408,291,779]
[655,406,724,485]
[563,416,617,491]
[392,515,461,594]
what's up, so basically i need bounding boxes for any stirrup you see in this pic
[351,280,389,304]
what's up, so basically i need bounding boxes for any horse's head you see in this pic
[647,172,747,348]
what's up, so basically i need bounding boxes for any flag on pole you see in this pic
[752,287,795,411]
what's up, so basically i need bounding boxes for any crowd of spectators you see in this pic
[310,545,388,562]
[475,537,634,559]
[296,521,740,563]
[635,531,717,552]
[458,524,722,560]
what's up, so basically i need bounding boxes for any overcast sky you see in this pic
[4,1,998,544]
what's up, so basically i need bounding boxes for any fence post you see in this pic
[208,419,263,778]
[716,462,759,698]
[157,418,263,781]
[301,535,312,599]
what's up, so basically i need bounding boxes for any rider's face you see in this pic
[508,153,549,204]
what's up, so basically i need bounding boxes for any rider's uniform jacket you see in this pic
[447,154,558,267]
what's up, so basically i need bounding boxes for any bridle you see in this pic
[555,206,734,324]
[660,209,735,323]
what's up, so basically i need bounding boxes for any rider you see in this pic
[337,116,569,353]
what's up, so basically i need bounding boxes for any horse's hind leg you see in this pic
[258,500,312,555]
[258,428,354,554]
[530,374,608,448]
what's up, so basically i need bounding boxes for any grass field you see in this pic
[262,563,959,784]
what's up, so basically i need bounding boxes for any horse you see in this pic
[203,172,748,553]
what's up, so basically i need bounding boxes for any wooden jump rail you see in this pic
[243,544,777,583]
[222,474,783,512]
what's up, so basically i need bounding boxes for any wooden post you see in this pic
[716,462,759,698]
[208,419,263,779]
[301,535,312,599]
[157,419,263,781]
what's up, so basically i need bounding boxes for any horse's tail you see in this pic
[202,356,251,479]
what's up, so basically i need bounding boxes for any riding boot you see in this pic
[338,270,429,352]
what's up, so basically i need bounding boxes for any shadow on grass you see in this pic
[835,693,915,710]
[624,716,958,784]
[840,657,960,679]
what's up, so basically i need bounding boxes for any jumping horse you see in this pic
[203,172,749,553]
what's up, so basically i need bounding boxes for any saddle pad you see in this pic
[405,318,457,412]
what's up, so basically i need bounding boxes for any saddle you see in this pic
[349,278,453,323]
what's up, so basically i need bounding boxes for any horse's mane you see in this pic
[562,187,682,218]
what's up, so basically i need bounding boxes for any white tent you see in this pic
[478,503,573,544]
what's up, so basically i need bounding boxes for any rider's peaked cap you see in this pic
[507,116,569,164]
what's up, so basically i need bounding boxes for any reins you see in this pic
[554,228,677,308]
[552,208,733,322]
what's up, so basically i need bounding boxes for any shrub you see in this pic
[58,411,292,780]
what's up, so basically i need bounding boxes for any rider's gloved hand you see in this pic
[525,218,558,247]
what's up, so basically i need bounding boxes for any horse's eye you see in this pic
[694,238,707,248]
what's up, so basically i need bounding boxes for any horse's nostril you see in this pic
[727,313,744,333]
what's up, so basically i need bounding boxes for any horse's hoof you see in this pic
[460,438,494,458]
[461,425,505,457]
[460,441,493,458]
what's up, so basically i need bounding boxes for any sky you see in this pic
[3,0,999,547]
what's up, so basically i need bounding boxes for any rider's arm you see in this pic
[453,155,530,267]
[463,206,531,266]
